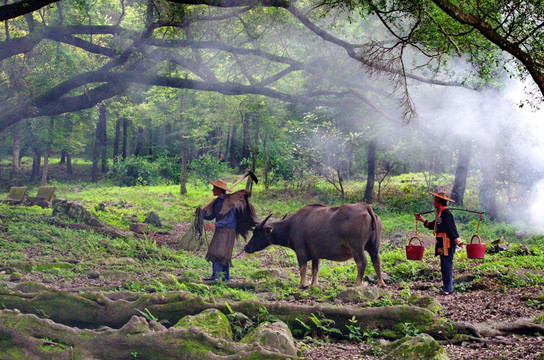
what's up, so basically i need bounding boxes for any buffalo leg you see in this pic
[310,259,320,286]
[369,251,385,287]
[298,263,308,289]
[352,251,368,286]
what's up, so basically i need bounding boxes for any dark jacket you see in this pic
[424,207,459,256]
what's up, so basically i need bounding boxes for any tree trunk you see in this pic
[59,149,66,164]
[363,139,377,203]
[479,146,497,220]
[229,124,238,168]
[40,117,54,186]
[10,123,20,186]
[180,148,188,195]
[30,147,41,183]
[122,118,129,159]
[241,112,250,167]
[113,118,121,163]
[67,153,73,176]
[263,133,269,190]
[134,126,144,157]
[147,119,153,156]
[451,139,472,206]
[99,104,108,173]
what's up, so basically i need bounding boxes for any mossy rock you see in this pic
[12,282,49,293]
[384,333,449,360]
[240,321,297,356]
[336,286,386,303]
[408,295,443,314]
[100,257,138,266]
[100,270,132,282]
[250,268,288,280]
[174,308,232,340]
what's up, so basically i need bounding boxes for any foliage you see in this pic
[189,154,228,184]
[107,156,161,187]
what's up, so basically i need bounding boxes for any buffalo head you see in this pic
[244,214,273,253]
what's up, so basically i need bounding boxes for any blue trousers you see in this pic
[440,252,454,293]
[211,261,230,281]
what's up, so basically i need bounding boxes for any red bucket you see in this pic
[466,234,486,259]
[406,237,425,260]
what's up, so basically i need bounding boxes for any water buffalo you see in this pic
[244,203,385,288]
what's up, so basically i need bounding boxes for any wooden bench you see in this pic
[1,186,27,205]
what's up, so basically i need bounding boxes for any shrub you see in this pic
[189,153,227,183]
[108,156,161,186]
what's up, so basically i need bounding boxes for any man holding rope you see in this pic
[415,190,465,295]
[199,179,258,282]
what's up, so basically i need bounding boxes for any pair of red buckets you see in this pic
[406,234,486,260]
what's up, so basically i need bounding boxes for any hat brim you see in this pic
[208,180,229,192]
[429,191,455,203]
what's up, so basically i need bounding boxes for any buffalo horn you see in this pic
[257,214,273,229]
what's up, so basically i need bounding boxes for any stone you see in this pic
[250,268,288,280]
[240,321,297,356]
[336,286,385,303]
[408,295,443,314]
[384,333,449,360]
[52,199,103,227]
[36,186,56,202]
[174,308,232,341]
[145,211,162,227]
[130,223,149,234]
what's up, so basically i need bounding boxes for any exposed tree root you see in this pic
[0,309,297,359]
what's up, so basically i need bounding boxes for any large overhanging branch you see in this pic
[0,70,339,132]
[0,0,59,21]
[288,6,463,88]
[430,0,544,98]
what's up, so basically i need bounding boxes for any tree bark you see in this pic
[99,104,108,173]
[479,146,497,220]
[229,123,238,168]
[122,118,129,159]
[113,118,121,163]
[40,117,54,186]
[180,148,188,194]
[30,146,41,183]
[134,126,144,157]
[241,112,250,167]
[451,139,472,206]
[10,123,20,186]
[363,139,377,204]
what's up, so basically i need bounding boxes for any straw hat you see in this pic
[208,179,229,192]
[429,190,455,203]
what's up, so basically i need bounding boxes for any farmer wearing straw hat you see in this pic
[200,179,257,282]
[415,190,465,295]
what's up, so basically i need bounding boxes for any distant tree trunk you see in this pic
[180,148,188,195]
[59,150,66,164]
[92,105,108,183]
[122,118,129,159]
[40,117,54,186]
[451,139,473,206]
[245,149,257,192]
[229,124,238,168]
[363,139,377,203]
[30,147,41,183]
[147,119,153,156]
[479,146,497,220]
[66,154,73,176]
[99,104,108,173]
[263,133,269,190]
[113,118,121,163]
[10,123,20,186]
[134,127,144,157]
[241,112,250,166]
